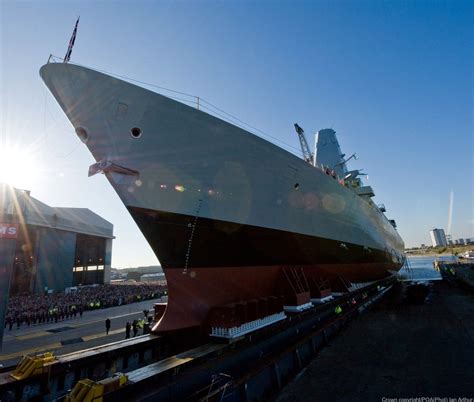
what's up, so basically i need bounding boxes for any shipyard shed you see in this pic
[0,184,113,295]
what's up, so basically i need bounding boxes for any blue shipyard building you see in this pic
[0,184,113,295]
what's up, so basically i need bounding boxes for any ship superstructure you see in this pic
[40,62,404,333]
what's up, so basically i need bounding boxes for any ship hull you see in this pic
[128,206,398,270]
[158,263,394,331]
[40,62,405,331]
[130,206,399,330]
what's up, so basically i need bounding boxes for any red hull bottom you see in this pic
[152,263,397,332]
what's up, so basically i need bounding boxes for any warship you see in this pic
[40,62,404,332]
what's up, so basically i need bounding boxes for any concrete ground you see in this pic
[0,298,161,368]
[276,281,474,402]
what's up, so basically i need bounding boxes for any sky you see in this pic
[0,0,472,268]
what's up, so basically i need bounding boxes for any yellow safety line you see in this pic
[16,331,51,340]
[69,311,144,328]
[82,328,125,342]
[0,342,63,360]
[4,311,143,341]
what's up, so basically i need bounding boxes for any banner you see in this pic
[0,223,19,239]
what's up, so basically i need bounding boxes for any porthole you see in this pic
[75,127,89,143]
[130,127,142,139]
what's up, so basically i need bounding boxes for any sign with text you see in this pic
[0,223,19,239]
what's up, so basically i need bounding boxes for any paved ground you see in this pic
[276,281,474,402]
[0,298,161,368]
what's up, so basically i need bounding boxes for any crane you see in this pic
[294,123,313,165]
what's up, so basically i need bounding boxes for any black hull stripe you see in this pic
[128,207,402,269]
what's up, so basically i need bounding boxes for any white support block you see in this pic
[311,295,334,304]
[210,312,286,339]
[283,302,313,312]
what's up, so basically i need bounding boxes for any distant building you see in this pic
[126,272,142,282]
[140,273,166,285]
[0,185,114,295]
[429,228,447,247]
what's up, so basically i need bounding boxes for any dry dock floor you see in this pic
[276,281,474,401]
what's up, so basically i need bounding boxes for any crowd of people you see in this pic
[4,283,166,330]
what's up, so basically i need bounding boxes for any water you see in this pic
[399,255,458,281]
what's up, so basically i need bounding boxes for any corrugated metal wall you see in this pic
[35,228,76,293]
[0,235,17,351]
[104,238,113,284]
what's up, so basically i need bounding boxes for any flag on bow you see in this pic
[64,17,80,63]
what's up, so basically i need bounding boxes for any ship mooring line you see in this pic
[198,99,302,153]
[197,103,301,156]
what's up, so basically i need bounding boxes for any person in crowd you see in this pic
[5,283,166,330]
[132,320,138,337]
[125,322,131,339]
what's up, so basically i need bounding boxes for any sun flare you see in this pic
[0,145,38,189]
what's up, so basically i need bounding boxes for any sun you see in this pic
[0,144,38,189]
